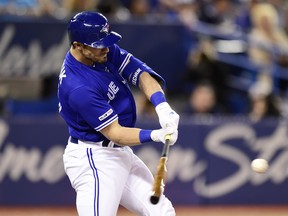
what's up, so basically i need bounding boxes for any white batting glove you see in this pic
[151,127,178,145]
[155,102,180,130]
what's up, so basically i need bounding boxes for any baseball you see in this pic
[251,158,269,173]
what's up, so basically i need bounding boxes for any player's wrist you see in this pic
[155,102,172,119]
[150,91,166,107]
[139,129,153,143]
[150,129,162,143]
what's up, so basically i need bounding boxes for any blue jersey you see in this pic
[58,44,165,142]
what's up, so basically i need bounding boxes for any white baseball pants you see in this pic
[63,141,176,216]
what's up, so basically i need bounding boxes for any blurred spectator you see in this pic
[158,0,198,24]
[247,81,281,122]
[128,0,150,17]
[248,2,288,97]
[182,81,226,115]
[97,0,131,21]
[249,2,288,65]
[197,0,236,26]
[97,0,120,17]
[267,0,288,30]
[183,38,230,112]
[235,0,259,33]
[171,1,245,115]
[0,0,63,17]
[63,0,98,15]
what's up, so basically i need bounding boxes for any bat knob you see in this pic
[150,195,160,205]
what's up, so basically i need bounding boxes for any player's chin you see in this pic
[96,56,108,64]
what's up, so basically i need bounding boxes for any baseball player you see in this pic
[58,11,179,216]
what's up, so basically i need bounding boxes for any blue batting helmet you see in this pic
[68,11,122,48]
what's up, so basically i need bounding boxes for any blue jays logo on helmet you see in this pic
[101,23,109,35]
[68,11,122,48]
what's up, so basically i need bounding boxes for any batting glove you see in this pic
[155,102,180,130]
[151,127,178,145]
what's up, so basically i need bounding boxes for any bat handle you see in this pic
[165,134,171,142]
[162,134,171,157]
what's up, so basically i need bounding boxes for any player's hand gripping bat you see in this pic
[150,134,171,205]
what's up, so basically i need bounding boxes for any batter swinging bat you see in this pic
[150,134,171,205]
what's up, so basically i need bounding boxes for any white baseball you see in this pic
[251,158,269,173]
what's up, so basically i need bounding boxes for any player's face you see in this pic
[73,43,109,65]
[82,45,109,64]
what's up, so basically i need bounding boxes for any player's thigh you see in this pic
[88,148,132,215]
[120,154,175,216]
[64,145,132,216]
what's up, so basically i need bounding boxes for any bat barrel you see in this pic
[150,157,167,204]
[150,134,171,205]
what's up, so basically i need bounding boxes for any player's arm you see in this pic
[100,73,179,146]
[69,85,177,146]
[138,72,180,130]
[109,44,166,87]
[138,72,164,100]
[100,120,140,145]
[110,45,180,130]
[100,119,177,146]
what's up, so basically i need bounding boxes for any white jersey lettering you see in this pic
[107,81,119,101]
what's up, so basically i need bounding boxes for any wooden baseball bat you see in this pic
[150,134,171,205]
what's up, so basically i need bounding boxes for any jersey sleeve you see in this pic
[108,44,166,88]
[69,86,118,131]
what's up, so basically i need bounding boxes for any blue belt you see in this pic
[70,137,111,147]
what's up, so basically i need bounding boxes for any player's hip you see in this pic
[63,139,133,163]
